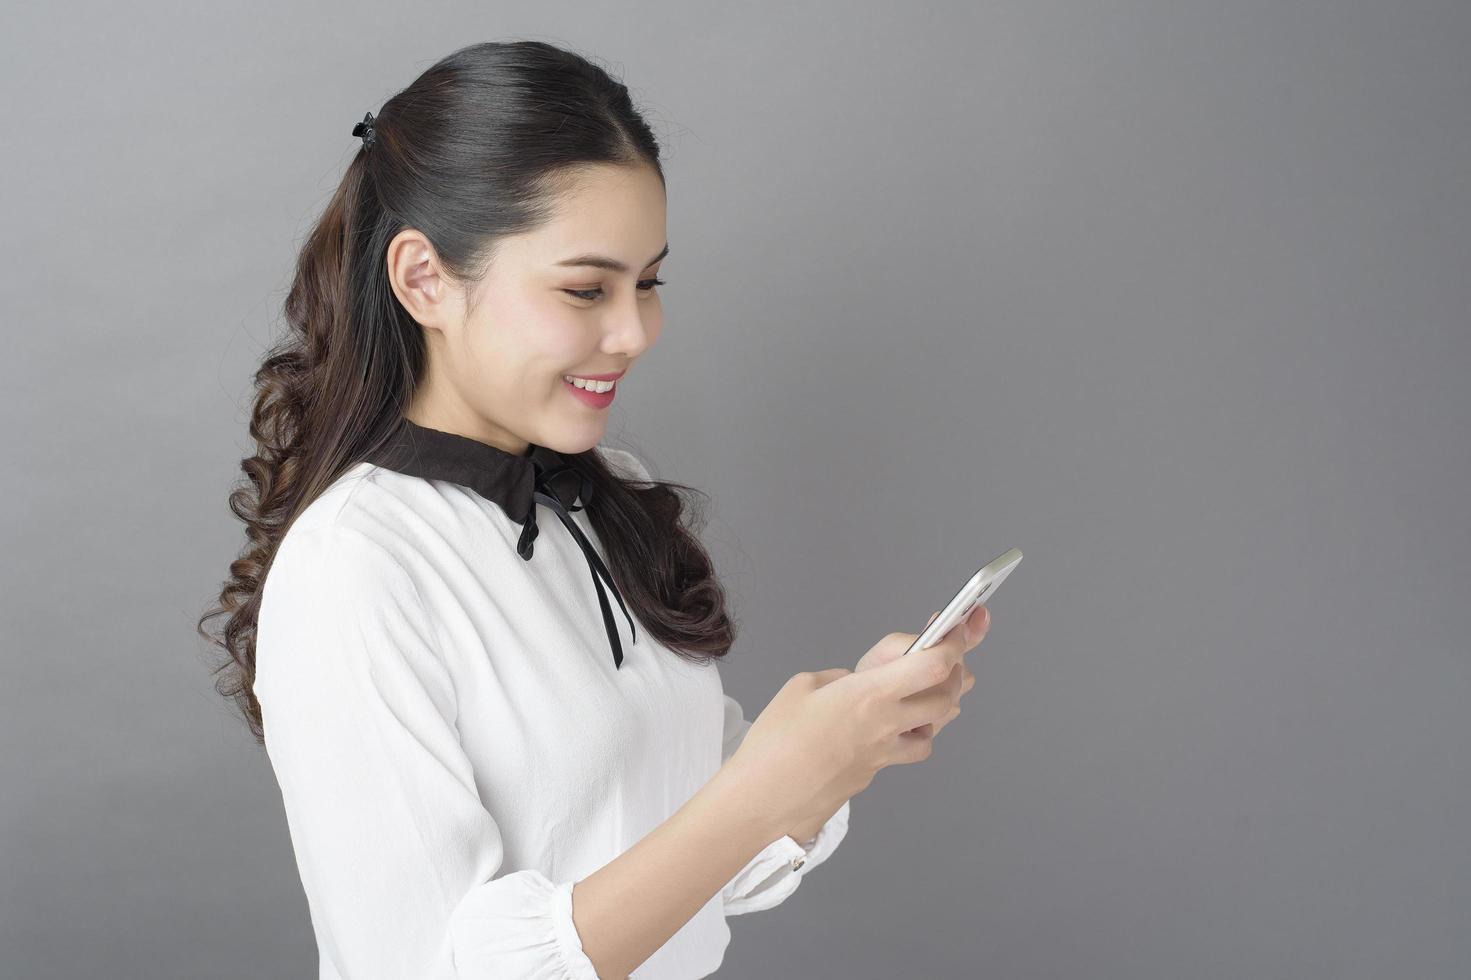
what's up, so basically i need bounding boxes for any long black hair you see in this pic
[197,40,735,745]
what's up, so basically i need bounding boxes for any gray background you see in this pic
[3,1,1467,978]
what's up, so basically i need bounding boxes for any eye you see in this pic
[564,277,666,302]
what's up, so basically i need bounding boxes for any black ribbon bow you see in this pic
[361,418,636,669]
[517,453,637,669]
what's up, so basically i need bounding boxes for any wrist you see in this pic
[711,753,791,846]
[785,808,834,847]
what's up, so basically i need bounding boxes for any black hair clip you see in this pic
[352,111,377,150]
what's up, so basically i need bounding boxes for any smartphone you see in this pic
[902,548,1022,656]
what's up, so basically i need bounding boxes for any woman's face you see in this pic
[388,162,668,457]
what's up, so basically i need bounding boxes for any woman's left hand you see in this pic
[853,606,986,737]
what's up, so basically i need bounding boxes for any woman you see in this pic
[197,39,987,980]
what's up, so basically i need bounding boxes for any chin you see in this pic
[542,424,606,456]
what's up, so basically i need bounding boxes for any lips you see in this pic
[564,376,617,408]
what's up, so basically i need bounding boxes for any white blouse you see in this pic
[253,425,850,980]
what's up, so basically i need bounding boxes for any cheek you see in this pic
[532,314,599,374]
[450,314,534,406]
[456,322,514,386]
[482,301,584,375]
[542,326,589,367]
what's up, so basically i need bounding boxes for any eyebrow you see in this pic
[555,242,670,273]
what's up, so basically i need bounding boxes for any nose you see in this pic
[606,300,655,359]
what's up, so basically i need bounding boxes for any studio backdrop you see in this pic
[2,2,1468,978]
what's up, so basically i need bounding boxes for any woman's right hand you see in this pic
[726,613,985,840]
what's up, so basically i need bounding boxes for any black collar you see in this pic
[362,417,635,669]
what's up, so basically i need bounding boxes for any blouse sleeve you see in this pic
[717,691,852,916]
[254,524,600,980]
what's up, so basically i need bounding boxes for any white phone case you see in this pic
[903,547,1022,656]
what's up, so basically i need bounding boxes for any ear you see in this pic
[386,228,455,333]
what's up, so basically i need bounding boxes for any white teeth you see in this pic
[564,376,616,393]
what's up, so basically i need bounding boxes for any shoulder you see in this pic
[280,460,462,565]
[266,521,420,616]
[285,461,418,538]
[267,463,434,603]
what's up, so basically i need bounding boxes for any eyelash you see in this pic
[563,278,666,302]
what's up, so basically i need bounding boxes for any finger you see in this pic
[869,608,977,701]
[904,663,965,732]
[894,676,960,732]
[891,726,936,765]
[935,612,979,667]
[933,607,983,663]
[871,642,967,702]
[810,667,853,687]
[929,662,964,701]
[919,610,977,664]
[963,605,991,646]
[911,664,972,735]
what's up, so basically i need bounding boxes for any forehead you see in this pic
[511,163,667,265]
